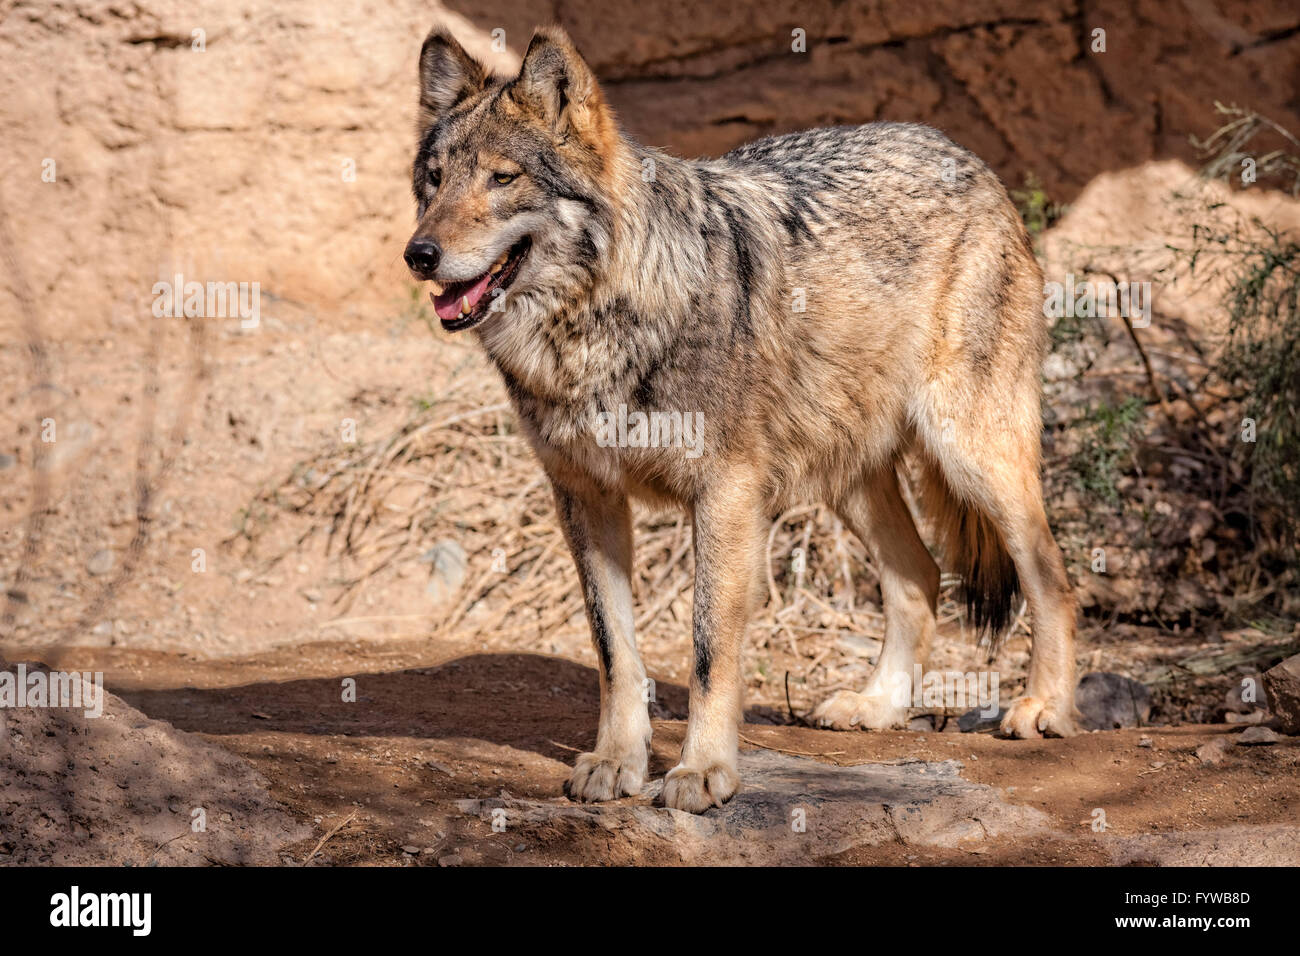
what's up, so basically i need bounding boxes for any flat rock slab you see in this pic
[458,750,1049,864]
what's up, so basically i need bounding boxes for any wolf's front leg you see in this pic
[553,482,652,802]
[662,479,766,813]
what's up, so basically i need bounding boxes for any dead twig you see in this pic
[303,809,359,866]
[739,733,845,759]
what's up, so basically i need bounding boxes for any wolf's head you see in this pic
[405,26,621,334]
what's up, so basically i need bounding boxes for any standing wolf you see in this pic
[404,26,1079,813]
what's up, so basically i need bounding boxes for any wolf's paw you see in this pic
[661,763,739,813]
[565,751,647,802]
[811,689,908,730]
[999,695,1078,739]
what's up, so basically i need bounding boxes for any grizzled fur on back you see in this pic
[405,25,1080,811]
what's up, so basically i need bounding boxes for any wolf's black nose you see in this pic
[404,239,441,276]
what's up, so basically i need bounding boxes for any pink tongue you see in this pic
[432,272,492,321]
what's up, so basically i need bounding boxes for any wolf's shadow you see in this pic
[120,652,703,766]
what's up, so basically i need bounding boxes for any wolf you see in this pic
[404,25,1080,813]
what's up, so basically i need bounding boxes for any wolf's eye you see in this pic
[492,171,517,186]
[429,169,442,190]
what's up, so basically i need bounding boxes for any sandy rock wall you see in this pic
[0,0,515,340]
[1,0,1297,338]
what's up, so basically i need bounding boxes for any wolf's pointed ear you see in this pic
[418,29,487,130]
[510,27,612,149]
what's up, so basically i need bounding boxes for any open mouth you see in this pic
[429,237,531,332]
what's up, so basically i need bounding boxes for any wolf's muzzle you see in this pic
[404,238,442,278]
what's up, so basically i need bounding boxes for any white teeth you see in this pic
[490,249,510,274]
[460,295,470,316]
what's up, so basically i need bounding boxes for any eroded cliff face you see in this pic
[2,0,1297,336]
[577,0,1300,193]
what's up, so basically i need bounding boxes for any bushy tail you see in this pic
[917,461,1021,649]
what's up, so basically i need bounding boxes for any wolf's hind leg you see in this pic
[920,419,1079,738]
[552,483,652,801]
[988,489,1079,738]
[813,466,939,730]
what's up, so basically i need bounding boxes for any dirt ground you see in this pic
[19,639,1290,866]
